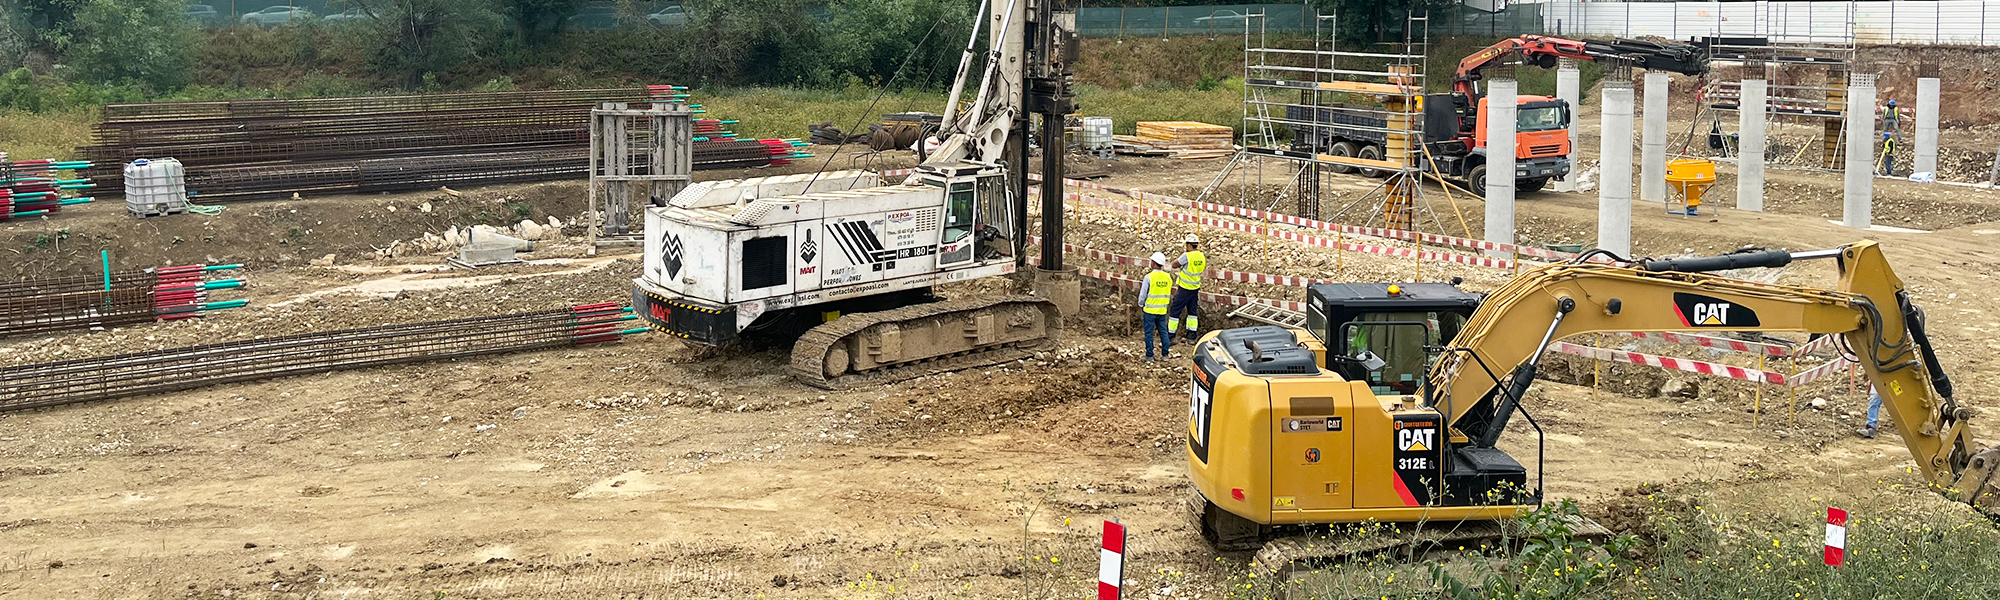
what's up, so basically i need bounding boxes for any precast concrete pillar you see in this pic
[1915,77,1941,175]
[1485,79,1518,255]
[1641,71,1669,203]
[1599,80,1635,256]
[1844,74,1877,229]
[1556,59,1582,193]
[1737,79,1767,211]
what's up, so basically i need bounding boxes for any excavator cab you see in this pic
[1306,283,1480,395]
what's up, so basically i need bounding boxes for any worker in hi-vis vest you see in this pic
[1168,233,1206,344]
[1140,252,1174,360]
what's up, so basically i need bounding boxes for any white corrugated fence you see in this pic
[1532,1,2000,46]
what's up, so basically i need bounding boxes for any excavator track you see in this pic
[1190,490,1609,582]
[790,295,1062,390]
[1248,515,1610,582]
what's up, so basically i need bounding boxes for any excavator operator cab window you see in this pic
[944,182,977,243]
[974,174,1012,259]
[1336,312,1464,395]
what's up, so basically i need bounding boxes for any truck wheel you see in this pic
[1467,164,1488,197]
[1356,145,1386,178]
[1328,141,1358,174]
[1520,177,1550,193]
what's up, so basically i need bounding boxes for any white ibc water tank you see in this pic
[124,158,189,217]
[1081,117,1114,151]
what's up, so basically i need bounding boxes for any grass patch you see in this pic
[0,109,94,161]
[1219,486,2000,600]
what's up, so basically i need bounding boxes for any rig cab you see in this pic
[1188,283,1541,547]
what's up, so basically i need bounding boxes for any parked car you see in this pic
[1192,9,1250,24]
[321,8,371,23]
[647,5,688,27]
[240,6,314,27]
[184,4,221,26]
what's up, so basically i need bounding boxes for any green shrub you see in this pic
[1637,493,2000,599]
[51,0,200,91]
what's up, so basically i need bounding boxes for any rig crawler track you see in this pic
[0,304,638,412]
[790,295,1062,390]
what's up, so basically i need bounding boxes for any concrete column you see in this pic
[1599,82,1635,256]
[1555,59,1582,193]
[1485,79,1517,254]
[1915,77,1941,175]
[1737,79,1767,211]
[1641,71,1670,203]
[1844,75,1877,229]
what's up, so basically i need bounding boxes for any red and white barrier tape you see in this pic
[1032,258,1308,312]
[1793,333,1841,357]
[1554,341,1857,388]
[1028,236,1339,288]
[1016,172,1582,263]
[1041,188,1525,271]
[1788,355,1858,387]
[1616,331,1796,357]
[889,168,1577,272]
[1551,341,1787,385]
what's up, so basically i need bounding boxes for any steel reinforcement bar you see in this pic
[0,304,642,412]
[0,264,247,337]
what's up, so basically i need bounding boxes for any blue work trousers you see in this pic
[1142,313,1170,358]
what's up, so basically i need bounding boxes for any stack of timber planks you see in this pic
[1129,121,1234,159]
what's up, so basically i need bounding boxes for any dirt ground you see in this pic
[4,123,2000,599]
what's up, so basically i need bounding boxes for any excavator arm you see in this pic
[1425,242,1999,513]
[1454,35,1708,96]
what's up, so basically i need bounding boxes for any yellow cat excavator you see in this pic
[1185,241,1998,559]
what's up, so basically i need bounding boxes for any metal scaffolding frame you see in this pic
[1697,13,1859,170]
[1200,11,1454,234]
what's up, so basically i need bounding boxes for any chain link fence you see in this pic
[1074,4,1311,37]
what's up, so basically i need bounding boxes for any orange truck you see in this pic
[1287,35,1707,196]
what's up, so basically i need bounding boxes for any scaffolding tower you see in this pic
[1697,3,1859,170]
[1202,11,1456,235]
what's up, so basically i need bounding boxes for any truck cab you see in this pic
[1426,92,1573,195]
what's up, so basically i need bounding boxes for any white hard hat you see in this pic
[1184,233,1200,244]
[1150,252,1169,266]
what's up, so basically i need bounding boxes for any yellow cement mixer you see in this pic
[1665,158,1715,216]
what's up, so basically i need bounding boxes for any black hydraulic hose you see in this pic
[1641,248,1792,273]
[1901,294,1955,400]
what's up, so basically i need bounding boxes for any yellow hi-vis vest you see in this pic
[1175,251,1207,290]
[1142,270,1173,315]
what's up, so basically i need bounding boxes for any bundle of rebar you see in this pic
[0,303,643,412]
[1,158,96,220]
[0,264,246,337]
[76,87,811,202]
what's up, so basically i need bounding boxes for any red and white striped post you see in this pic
[1098,519,1126,600]
[1824,507,1848,567]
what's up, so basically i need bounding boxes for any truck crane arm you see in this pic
[1424,241,1999,514]
[1455,35,1708,94]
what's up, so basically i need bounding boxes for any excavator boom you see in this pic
[1428,242,1998,513]
[1455,35,1708,95]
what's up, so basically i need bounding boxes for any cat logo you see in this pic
[1396,427,1435,452]
[1673,292,1761,328]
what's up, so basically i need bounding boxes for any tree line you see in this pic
[1,0,978,104]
